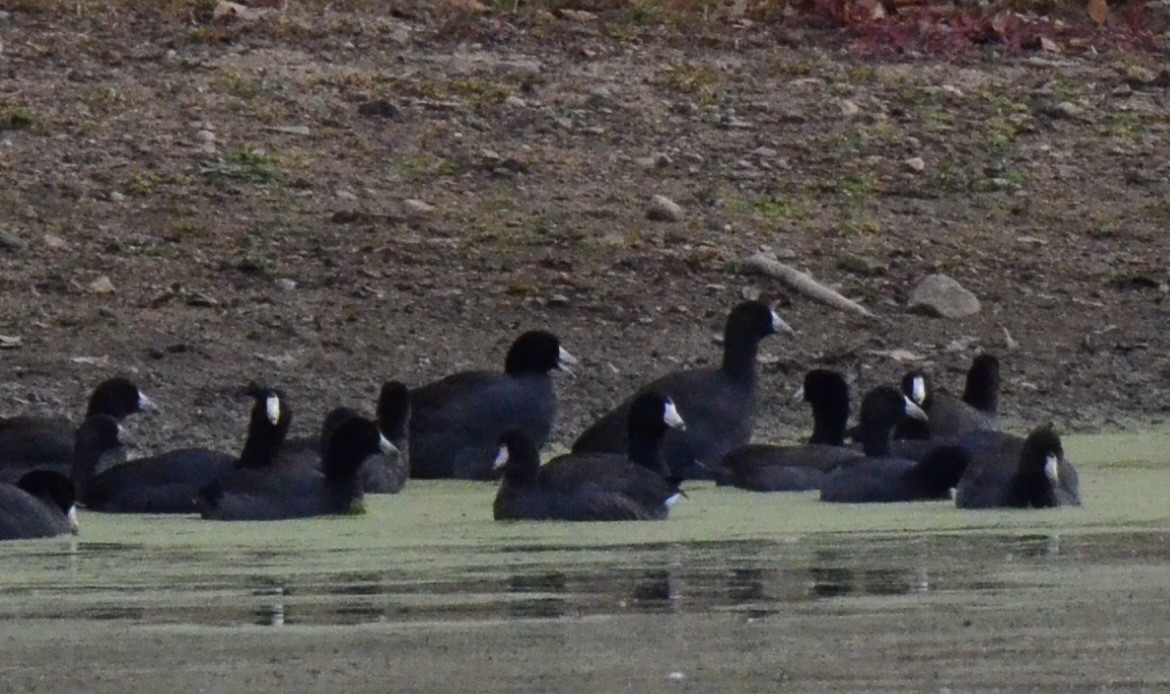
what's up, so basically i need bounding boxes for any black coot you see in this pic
[280,381,410,493]
[893,355,999,441]
[74,387,288,513]
[572,301,792,480]
[953,424,1080,509]
[199,413,390,521]
[821,385,967,503]
[409,331,575,480]
[0,377,158,481]
[538,391,685,519]
[717,369,862,492]
[492,431,663,522]
[0,470,78,540]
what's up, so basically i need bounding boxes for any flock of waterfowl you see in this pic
[0,300,1080,540]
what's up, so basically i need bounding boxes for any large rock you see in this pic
[907,274,980,318]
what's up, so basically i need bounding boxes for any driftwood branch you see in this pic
[744,252,879,321]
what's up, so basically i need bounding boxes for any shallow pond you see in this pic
[3,431,1170,692]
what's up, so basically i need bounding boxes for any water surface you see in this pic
[3,432,1169,691]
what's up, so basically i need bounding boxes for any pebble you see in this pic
[907,273,981,318]
[905,156,926,172]
[335,188,358,201]
[838,253,885,276]
[404,199,434,214]
[43,234,68,250]
[0,232,25,253]
[88,276,116,294]
[274,279,297,292]
[503,95,527,108]
[358,99,401,119]
[646,194,683,222]
[264,125,311,136]
[110,190,126,203]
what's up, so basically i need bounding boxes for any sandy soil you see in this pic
[1,3,1169,456]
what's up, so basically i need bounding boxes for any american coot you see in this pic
[0,470,78,540]
[280,382,410,494]
[0,377,159,481]
[493,431,669,522]
[953,424,1081,509]
[572,301,793,480]
[716,369,863,492]
[821,385,967,503]
[198,413,391,521]
[538,392,685,520]
[893,355,999,441]
[409,330,576,480]
[73,388,288,514]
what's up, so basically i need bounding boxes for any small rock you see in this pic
[194,129,216,153]
[335,188,358,201]
[358,99,401,119]
[274,278,297,292]
[905,156,926,173]
[585,87,615,110]
[109,190,126,203]
[1002,326,1019,350]
[840,99,861,117]
[186,292,218,308]
[907,274,981,318]
[838,253,886,276]
[0,232,25,253]
[88,276,116,294]
[547,294,570,307]
[0,335,21,349]
[1055,101,1081,118]
[503,95,527,108]
[646,194,684,222]
[263,125,311,136]
[403,199,434,214]
[1122,64,1158,85]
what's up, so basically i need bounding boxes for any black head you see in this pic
[858,385,928,456]
[962,354,1000,414]
[322,415,390,480]
[861,385,927,431]
[86,377,159,419]
[504,331,576,376]
[320,406,364,447]
[377,381,411,440]
[725,300,792,342]
[801,369,849,406]
[236,386,293,469]
[248,387,291,434]
[798,369,850,446]
[493,430,541,482]
[628,391,686,441]
[1013,424,1063,508]
[17,469,77,518]
[898,370,933,408]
